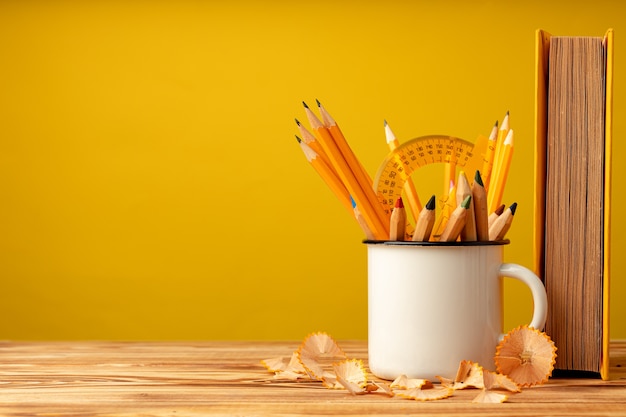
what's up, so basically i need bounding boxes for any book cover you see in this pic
[533,29,613,380]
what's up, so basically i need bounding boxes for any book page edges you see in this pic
[533,29,612,379]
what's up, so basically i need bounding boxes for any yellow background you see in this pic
[0,0,624,340]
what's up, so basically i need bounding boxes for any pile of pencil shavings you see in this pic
[261,328,556,403]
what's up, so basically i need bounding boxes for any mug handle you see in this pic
[499,263,548,335]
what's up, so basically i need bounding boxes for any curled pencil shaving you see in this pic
[437,360,520,403]
[390,374,432,390]
[483,369,521,392]
[333,359,368,393]
[472,389,509,403]
[394,385,454,401]
[297,332,347,388]
[261,351,310,381]
[495,325,558,387]
[437,360,485,389]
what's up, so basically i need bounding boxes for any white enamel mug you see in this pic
[366,240,547,381]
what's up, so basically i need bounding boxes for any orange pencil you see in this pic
[296,119,333,169]
[488,128,514,213]
[481,120,499,191]
[302,102,388,239]
[489,111,510,197]
[317,100,393,234]
[351,196,376,240]
[385,119,422,220]
[296,136,352,215]
[317,100,373,184]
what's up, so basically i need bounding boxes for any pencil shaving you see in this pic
[333,359,368,394]
[437,360,484,390]
[494,325,557,387]
[262,352,310,381]
[472,389,508,403]
[394,385,454,401]
[483,369,521,392]
[261,356,288,373]
[390,374,432,390]
[297,332,347,387]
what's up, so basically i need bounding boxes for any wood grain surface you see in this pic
[0,340,624,416]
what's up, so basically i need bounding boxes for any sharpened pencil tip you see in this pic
[474,170,484,186]
[495,120,499,128]
[384,119,388,126]
[295,118,301,126]
[426,195,436,210]
[315,99,321,107]
[350,196,356,208]
[510,202,518,215]
[395,197,404,209]
[461,195,472,209]
[295,135,302,143]
[302,101,309,109]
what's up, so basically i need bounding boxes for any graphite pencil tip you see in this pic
[426,195,436,210]
[295,118,301,126]
[474,170,484,186]
[302,101,309,109]
[295,135,302,143]
[315,98,321,107]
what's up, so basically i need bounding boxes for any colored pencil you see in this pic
[439,195,471,242]
[389,197,407,241]
[412,195,436,242]
[457,171,477,241]
[489,202,517,241]
[472,170,490,241]
[431,181,457,241]
[488,203,506,228]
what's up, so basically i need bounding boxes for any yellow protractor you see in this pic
[373,134,487,218]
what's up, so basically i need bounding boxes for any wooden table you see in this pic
[0,340,624,416]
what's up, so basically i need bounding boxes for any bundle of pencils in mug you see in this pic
[295,100,516,242]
